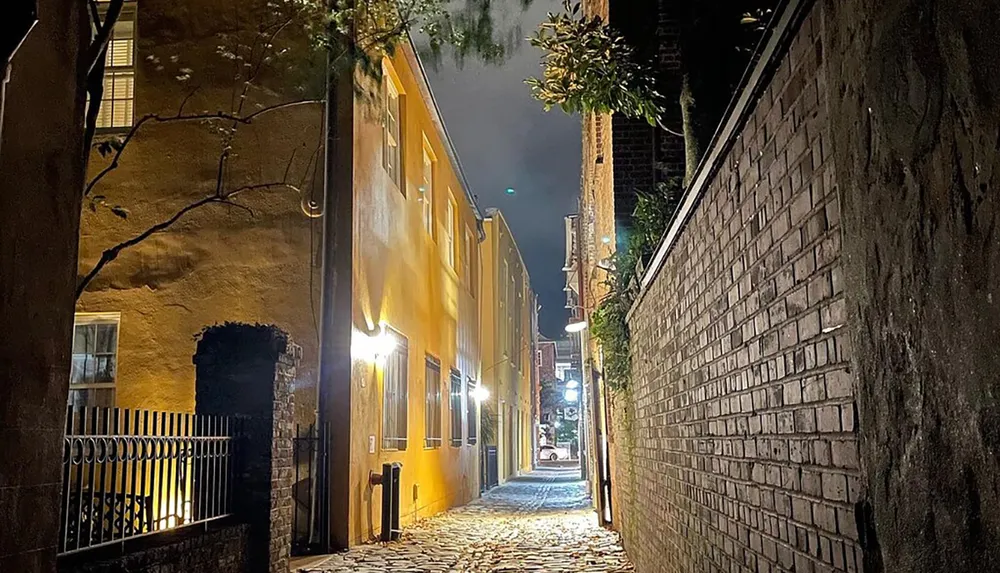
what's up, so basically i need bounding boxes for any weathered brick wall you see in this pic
[194,324,296,573]
[59,524,249,573]
[613,3,863,572]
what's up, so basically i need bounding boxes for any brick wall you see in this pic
[194,324,296,573]
[59,524,249,573]
[612,3,863,572]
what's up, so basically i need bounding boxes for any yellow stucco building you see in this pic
[480,209,536,483]
[342,44,484,544]
[75,0,487,549]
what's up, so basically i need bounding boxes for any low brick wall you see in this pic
[59,524,249,573]
[612,2,863,572]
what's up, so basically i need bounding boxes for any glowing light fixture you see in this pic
[564,388,579,402]
[565,320,588,333]
[351,325,397,363]
[471,385,491,402]
[505,187,516,195]
[566,380,580,389]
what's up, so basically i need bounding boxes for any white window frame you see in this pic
[421,139,435,235]
[424,355,442,448]
[382,73,402,190]
[463,228,473,287]
[94,2,137,131]
[466,378,479,445]
[449,369,464,447]
[381,328,409,450]
[69,312,121,407]
[445,193,456,268]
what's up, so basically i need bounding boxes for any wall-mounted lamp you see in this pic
[471,385,490,403]
[565,320,588,334]
[351,325,397,364]
[564,388,579,402]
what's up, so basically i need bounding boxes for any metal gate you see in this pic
[292,422,329,556]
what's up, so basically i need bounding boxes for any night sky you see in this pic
[424,0,582,338]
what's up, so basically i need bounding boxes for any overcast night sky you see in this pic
[424,0,581,338]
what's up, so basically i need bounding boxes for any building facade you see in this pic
[480,209,536,483]
[74,0,484,549]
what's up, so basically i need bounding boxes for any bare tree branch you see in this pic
[86,0,125,76]
[76,180,301,299]
[82,53,109,159]
[84,99,323,197]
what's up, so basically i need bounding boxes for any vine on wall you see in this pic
[591,178,681,392]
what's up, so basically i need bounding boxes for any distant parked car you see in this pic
[538,445,570,461]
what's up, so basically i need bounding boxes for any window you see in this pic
[421,143,434,234]
[424,355,442,448]
[381,329,408,450]
[449,369,463,447]
[382,76,402,189]
[466,378,479,445]
[500,261,508,356]
[69,313,120,408]
[95,6,136,130]
[463,229,473,288]
[445,195,456,268]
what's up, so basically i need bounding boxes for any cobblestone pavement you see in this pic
[298,467,633,572]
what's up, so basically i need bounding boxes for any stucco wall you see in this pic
[0,0,88,570]
[481,211,535,482]
[346,45,481,545]
[823,0,1000,570]
[76,0,324,418]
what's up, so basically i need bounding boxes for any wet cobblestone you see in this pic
[298,468,633,573]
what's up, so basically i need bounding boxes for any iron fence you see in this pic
[292,422,330,556]
[59,406,236,555]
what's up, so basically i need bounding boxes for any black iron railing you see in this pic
[59,406,235,555]
[292,422,330,556]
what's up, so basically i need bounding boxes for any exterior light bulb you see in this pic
[472,386,490,403]
[564,389,579,402]
[566,380,580,389]
[565,320,587,333]
[350,326,397,363]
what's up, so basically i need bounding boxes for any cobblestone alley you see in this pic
[297,467,633,572]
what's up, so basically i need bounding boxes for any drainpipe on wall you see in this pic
[0,0,38,158]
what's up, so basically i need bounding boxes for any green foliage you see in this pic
[314,0,531,77]
[526,1,663,126]
[555,420,577,443]
[480,401,497,446]
[591,179,683,391]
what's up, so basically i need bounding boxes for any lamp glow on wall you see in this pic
[351,325,397,364]
[471,385,491,402]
